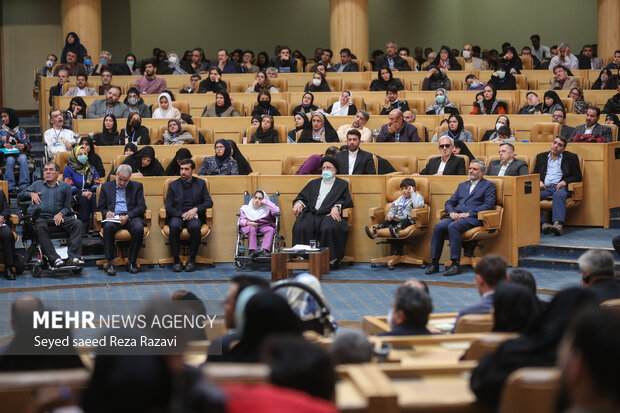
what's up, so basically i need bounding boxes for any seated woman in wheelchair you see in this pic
[63,145,101,233]
[238,190,279,258]
[365,177,424,239]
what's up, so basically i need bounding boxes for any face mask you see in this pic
[168,56,177,65]
[78,155,88,164]
[462,50,471,59]
[100,58,108,66]
[471,81,479,88]
[387,309,394,330]
[46,60,54,68]
[435,95,445,104]
[127,97,139,106]
[259,100,270,108]
[497,71,506,79]
[131,119,141,128]
[496,122,504,130]
[83,58,91,66]
[601,75,608,82]
[126,60,134,67]
[322,170,334,180]
[312,78,322,87]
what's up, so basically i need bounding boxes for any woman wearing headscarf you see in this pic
[500,47,522,74]
[165,148,193,176]
[291,92,318,115]
[93,114,120,146]
[157,119,194,145]
[288,111,311,143]
[304,71,331,92]
[492,282,541,334]
[0,107,32,191]
[197,139,239,175]
[251,91,282,117]
[201,91,240,117]
[370,67,405,91]
[120,146,166,177]
[256,52,269,70]
[297,112,339,143]
[568,87,591,114]
[430,45,462,70]
[452,140,475,161]
[198,67,227,94]
[118,112,150,145]
[591,68,615,90]
[470,85,507,115]
[326,91,357,116]
[221,289,302,363]
[63,145,100,232]
[167,52,188,75]
[285,273,336,335]
[488,62,517,90]
[439,114,474,142]
[422,65,452,91]
[152,92,181,119]
[481,115,512,142]
[227,140,252,175]
[78,136,105,178]
[541,90,565,114]
[67,96,87,120]
[245,71,279,94]
[238,189,280,258]
[605,113,620,128]
[250,115,279,144]
[425,88,459,115]
[61,32,88,63]
[124,143,137,155]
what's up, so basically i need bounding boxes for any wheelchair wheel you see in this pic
[32,265,42,278]
[72,267,83,274]
[14,255,25,275]
[234,259,246,270]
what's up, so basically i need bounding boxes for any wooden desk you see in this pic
[271,248,330,280]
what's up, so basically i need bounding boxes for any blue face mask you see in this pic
[322,170,334,180]
[83,58,91,66]
[126,60,134,67]
[78,155,88,164]
[100,58,108,66]
[497,71,506,79]
[471,81,479,88]
[435,95,445,104]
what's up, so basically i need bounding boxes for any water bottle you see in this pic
[372,128,379,143]
[395,131,400,143]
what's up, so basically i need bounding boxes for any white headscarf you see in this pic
[155,92,176,118]
[329,90,353,116]
[239,190,270,222]
[286,273,328,321]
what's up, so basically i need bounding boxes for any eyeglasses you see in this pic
[438,144,451,149]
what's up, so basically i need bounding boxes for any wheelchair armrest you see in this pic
[159,208,167,228]
[369,207,384,225]
[568,182,582,200]
[478,209,502,230]
[144,210,152,229]
[436,209,447,219]
[411,206,430,227]
[93,211,103,232]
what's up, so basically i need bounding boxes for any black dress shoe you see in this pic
[5,268,16,280]
[127,262,139,274]
[425,263,440,274]
[172,262,183,272]
[106,265,117,276]
[444,264,462,276]
[184,261,196,272]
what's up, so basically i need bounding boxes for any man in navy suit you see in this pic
[165,159,213,273]
[426,160,497,276]
[97,164,146,276]
[453,255,507,328]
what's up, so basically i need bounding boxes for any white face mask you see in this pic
[312,78,321,87]
[462,50,471,59]
[169,56,178,65]
[46,60,54,68]
[496,122,504,130]
[387,309,394,330]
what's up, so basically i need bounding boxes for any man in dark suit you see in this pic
[332,48,359,72]
[419,137,466,175]
[97,164,147,275]
[453,255,507,327]
[270,46,297,73]
[552,109,575,140]
[165,159,213,272]
[486,143,529,176]
[570,106,612,142]
[335,130,376,175]
[0,190,16,280]
[373,41,411,71]
[376,110,421,142]
[534,136,582,236]
[426,160,497,276]
[578,249,620,303]
[379,286,433,336]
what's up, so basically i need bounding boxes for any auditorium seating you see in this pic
[453,313,494,334]
[499,367,560,413]
[244,124,288,144]
[380,155,418,174]
[461,332,518,361]
[154,124,198,144]
[540,155,584,214]
[529,122,561,142]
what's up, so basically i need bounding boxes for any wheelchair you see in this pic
[20,202,83,278]
[233,191,285,270]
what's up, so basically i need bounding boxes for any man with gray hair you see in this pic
[336,110,372,142]
[379,285,433,335]
[426,160,496,276]
[549,43,579,71]
[97,164,147,276]
[578,249,620,303]
[374,41,411,71]
[330,328,373,364]
[265,67,278,79]
[419,136,466,175]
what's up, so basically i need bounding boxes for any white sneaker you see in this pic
[53,258,65,268]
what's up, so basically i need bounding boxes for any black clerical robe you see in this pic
[292,177,353,262]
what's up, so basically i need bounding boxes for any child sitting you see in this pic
[365,178,424,238]
[239,190,280,258]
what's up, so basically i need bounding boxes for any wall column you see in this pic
[330,0,368,62]
[61,0,102,61]
[598,0,620,60]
